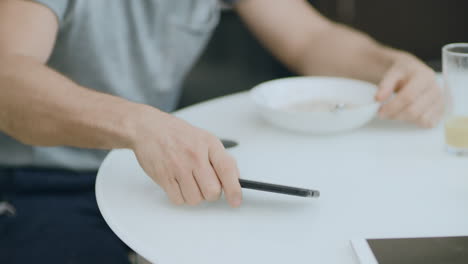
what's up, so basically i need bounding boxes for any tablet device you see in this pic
[351,236,468,264]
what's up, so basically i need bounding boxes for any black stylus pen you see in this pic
[239,179,320,198]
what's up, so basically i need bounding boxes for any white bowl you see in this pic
[250,77,380,134]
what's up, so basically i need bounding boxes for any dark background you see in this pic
[178,0,468,109]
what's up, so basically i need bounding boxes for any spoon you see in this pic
[331,103,346,113]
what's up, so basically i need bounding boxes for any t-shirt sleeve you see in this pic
[32,0,70,25]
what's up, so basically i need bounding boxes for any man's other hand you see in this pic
[376,53,446,128]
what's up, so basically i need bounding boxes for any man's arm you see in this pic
[0,0,139,149]
[235,0,445,127]
[0,0,242,207]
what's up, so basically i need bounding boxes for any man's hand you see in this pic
[131,107,242,207]
[376,53,446,128]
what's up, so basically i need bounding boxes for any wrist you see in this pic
[120,103,147,149]
[123,103,167,150]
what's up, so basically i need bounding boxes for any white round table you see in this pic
[96,92,468,264]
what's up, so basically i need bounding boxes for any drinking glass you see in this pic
[443,43,468,155]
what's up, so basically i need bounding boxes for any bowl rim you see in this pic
[250,76,380,114]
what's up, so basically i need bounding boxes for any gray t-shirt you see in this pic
[0,0,220,170]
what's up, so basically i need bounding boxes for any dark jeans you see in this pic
[0,167,130,264]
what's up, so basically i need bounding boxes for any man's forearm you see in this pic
[297,22,403,84]
[0,54,149,149]
[236,0,408,84]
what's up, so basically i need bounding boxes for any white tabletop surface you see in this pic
[96,92,468,264]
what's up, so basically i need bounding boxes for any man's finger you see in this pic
[379,76,429,119]
[176,171,204,206]
[209,144,242,208]
[164,176,185,205]
[376,67,405,102]
[193,163,222,202]
[397,83,441,123]
[421,98,446,128]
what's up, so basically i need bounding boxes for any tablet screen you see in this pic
[367,236,468,264]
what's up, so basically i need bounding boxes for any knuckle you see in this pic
[172,169,191,183]
[222,154,237,169]
[207,134,221,144]
[209,138,226,152]
[173,171,184,182]
[185,147,201,163]
[168,154,185,171]
[182,145,201,163]
[204,184,222,201]
[200,132,217,144]
[166,176,179,186]
[217,162,232,175]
